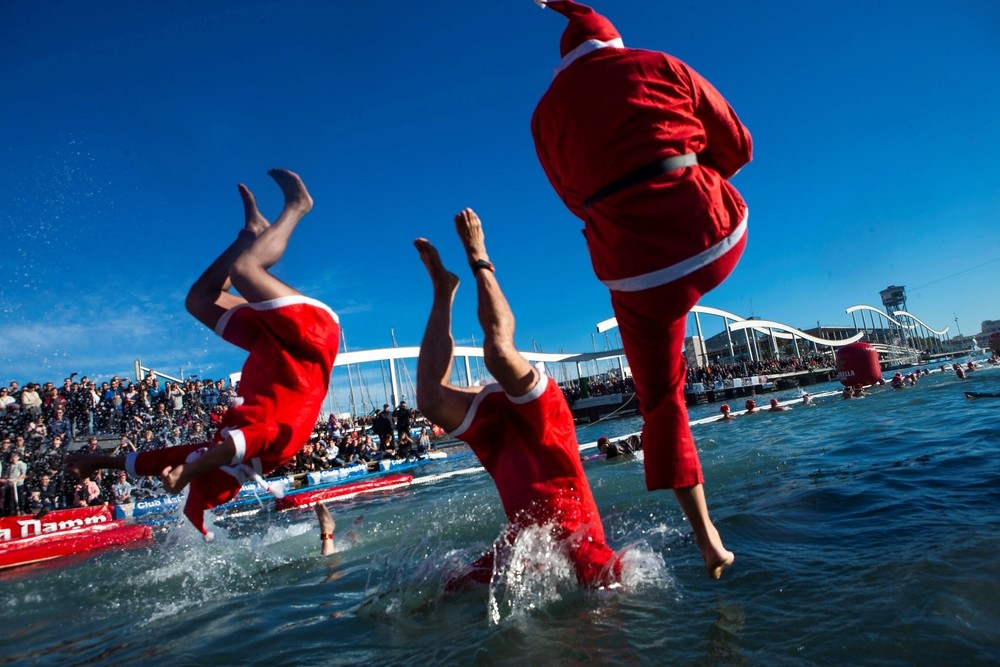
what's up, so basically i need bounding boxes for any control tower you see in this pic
[879,285,907,317]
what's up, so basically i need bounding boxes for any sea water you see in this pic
[1,364,998,666]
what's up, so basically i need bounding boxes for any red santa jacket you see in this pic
[532,45,752,289]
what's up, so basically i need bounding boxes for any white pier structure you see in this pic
[136,303,952,417]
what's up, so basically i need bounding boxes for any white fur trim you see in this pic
[219,457,262,485]
[534,0,547,7]
[508,370,548,405]
[214,295,339,338]
[601,211,748,292]
[124,452,139,477]
[449,384,502,438]
[553,38,624,78]
[220,427,247,465]
[449,370,550,435]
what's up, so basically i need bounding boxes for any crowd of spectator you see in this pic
[557,354,834,406]
[0,371,438,517]
[561,375,635,405]
[685,353,835,389]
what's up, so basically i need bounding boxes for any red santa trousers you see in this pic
[610,231,747,491]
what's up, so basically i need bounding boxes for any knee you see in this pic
[229,255,254,286]
[183,288,202,318]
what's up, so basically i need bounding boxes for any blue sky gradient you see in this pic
[2,1,998,404]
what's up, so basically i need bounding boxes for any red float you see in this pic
[835,341,881,386]
[274,474,413,511]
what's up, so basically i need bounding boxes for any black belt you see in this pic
[583,153,698,210]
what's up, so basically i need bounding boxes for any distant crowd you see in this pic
[686,353,834,388]
[561,376,636,404]
[0,372,437,517]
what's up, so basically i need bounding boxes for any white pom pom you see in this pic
[204,531,215,543]
[534,0,548,8]
[268,481,286,500]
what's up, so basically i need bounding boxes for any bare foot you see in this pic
[315,503,336,556]
[64,454,100,480]
[161,464,190,495]
[453,208,489,265]
[268,168,313,215]
[238,183,271,237]
[697,533,735,580]
[414,238,459,295]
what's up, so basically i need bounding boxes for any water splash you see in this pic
[486,523,577,625]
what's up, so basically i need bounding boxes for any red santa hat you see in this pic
[180,463,245,542]
[183,482,215,542]
[534,0,621,58]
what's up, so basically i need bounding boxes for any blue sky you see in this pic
[2,1,998,407]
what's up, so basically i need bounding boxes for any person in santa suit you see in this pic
[531,0,751,579]
[66,168,340,541]
[415,208,619,588]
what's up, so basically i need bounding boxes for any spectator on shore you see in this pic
[35,474,62,511]
[25,490,44,515]
[11,436,28,463]
[417,427,432,454]
[72,476,99,507]
[20,383,43,418]
[47,406,73,446]
[25,418,47,449]
[326,414,343,445]
[44,436,67,475]
[396,432,414,458]
[2,452,28,515]
[338,433,358,464]
[166,382,185,413]
[113,435,137,456]
[372,404,394,450]
[393,401,412,442]
[111,471,134,505]
[0,387,16,413]
[162,426,184,448]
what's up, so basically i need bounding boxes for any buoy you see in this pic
[835,341,881,386]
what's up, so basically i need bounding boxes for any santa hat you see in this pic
[180,464,244,543]
[534,0,622,58]
[183,483,215,543]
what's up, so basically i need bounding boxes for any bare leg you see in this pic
[414,238,478,431]
[184,182,268,330]
[315,503,336,556]
[674,484,734,579]
[229,168,313,303]
[64,454,126,480]
[453,209,535,397]
[160,438,238,494]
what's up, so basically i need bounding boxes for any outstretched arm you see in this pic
[413,238,480,432]
[454,209,537,398]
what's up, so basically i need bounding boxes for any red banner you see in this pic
[0,505,113,542]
